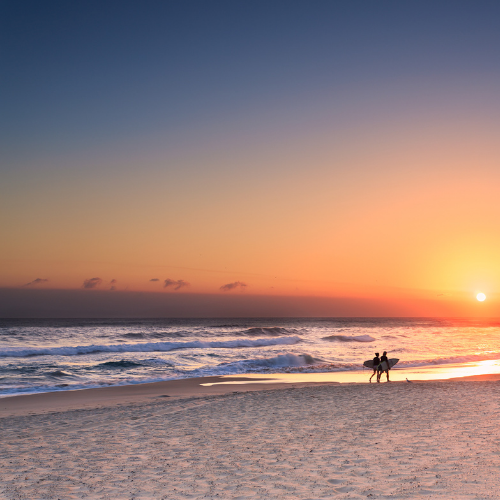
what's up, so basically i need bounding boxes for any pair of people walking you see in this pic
[369,351,390,383]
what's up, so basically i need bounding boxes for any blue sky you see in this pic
[3,0,500,164]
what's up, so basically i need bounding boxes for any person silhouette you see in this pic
[369,353,380,383]
[377,351,391,382]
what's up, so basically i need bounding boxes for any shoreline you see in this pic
[2,360,500,417]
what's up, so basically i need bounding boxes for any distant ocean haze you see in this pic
[0,287,496,319]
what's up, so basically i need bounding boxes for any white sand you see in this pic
[2,379,500,499]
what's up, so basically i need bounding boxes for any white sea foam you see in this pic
[0,336,302,358]
[0,376,183,398]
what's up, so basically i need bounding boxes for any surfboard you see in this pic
[363,358,399,369]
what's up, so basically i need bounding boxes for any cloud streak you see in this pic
[83,277,103,289]
[220,281,247,292]
[164,279,190,291]
[149,278,160,282]
[24,278,49,286]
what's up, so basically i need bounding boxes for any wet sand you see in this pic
[2,370,500,499]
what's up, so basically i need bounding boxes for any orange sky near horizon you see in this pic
[2,2,500,317]
[2,109,500,314]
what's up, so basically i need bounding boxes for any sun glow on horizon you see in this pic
[476,292,486,302]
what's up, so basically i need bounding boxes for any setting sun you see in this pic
[477,292,486,302]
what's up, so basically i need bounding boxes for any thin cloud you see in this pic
[220,281,247,292]
[164,279,190,291]
[149,278,160,282]
[24,278,49,286]
[83,277,103,289]
[110,279,117,284]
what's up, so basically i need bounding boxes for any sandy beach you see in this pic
[2,372,500,499]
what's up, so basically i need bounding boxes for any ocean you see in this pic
[1,317,499,397]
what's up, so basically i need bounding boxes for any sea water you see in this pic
[1,317,499,397]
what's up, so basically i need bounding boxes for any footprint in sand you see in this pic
[327,478,344,485]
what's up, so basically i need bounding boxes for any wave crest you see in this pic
[0,336,302,358]
[98,360,143,369]
[46,370,72,377]
[198,353,322,375]
[240,327,294,336]
[322,334,375,342]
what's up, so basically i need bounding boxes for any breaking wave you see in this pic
[184,353,364,377]
[190,353,322,376]
[0,336,302,358]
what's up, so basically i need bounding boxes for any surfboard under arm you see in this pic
[363,358,399,369]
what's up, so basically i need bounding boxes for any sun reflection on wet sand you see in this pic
[202,359,500,386]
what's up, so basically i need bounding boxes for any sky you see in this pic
[1,0,500,317]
